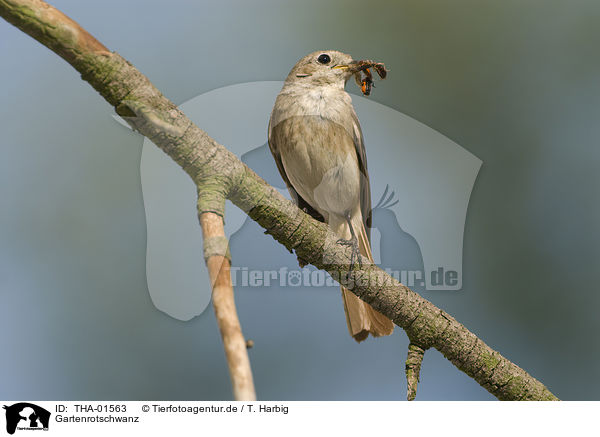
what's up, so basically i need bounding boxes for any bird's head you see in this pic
[285,50,358,88]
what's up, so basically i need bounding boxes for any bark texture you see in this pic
[405,343,425,401]
[200,212,256,401]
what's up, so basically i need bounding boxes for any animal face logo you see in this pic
[3,403,50,434]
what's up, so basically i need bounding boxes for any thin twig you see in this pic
[200,212,256,401]
[405,343,425,401]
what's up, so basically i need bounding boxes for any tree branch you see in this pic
[405,343,425,401]
[0,0,559,400]
[200,211,256,401]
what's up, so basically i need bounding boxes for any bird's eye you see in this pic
[317,54,331,64]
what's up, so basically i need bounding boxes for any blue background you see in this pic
[1,0,598,400]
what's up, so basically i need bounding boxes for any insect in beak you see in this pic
[350,60,388,96]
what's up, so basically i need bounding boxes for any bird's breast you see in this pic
[273,115,361,219]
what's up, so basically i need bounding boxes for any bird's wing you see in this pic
[268,118,325,223]
[350,110,372,241]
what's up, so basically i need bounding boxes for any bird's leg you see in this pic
[336,213,362,279]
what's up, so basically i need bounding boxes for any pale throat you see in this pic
[289,82,352,117]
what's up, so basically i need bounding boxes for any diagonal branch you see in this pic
[0,0,559,400]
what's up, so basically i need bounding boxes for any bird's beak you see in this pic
[332,61,359,74]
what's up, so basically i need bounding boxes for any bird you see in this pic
[268,50,394,342]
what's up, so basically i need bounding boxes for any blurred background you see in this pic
[1,0,598,400]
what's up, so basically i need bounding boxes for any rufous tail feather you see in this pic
[338,215,394,342]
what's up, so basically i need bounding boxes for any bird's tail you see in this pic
[332,214,394,342]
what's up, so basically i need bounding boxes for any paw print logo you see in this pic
[287,270,302,287]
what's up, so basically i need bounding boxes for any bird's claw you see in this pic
[337,236,362,276]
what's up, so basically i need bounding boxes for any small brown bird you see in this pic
[268,50,394,342]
